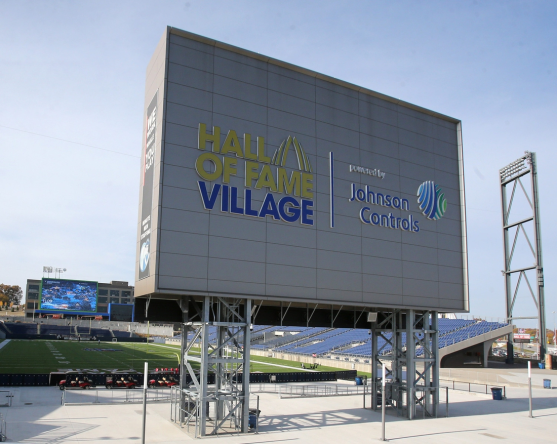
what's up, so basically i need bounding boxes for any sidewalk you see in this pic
[0,383,555,443]
[440,364,557,388]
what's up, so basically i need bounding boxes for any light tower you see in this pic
[499,152,546,363]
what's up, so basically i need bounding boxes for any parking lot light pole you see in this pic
[381,362,386,441]
[142,362,148,444]
[552,311,557,345]
[528,361,533,418]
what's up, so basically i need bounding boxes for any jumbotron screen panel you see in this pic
[40,278,98,312]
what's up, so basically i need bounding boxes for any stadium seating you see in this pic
[0,322,133,340]
[40,325,75,336]
[4,323,39,335]
[252,327,327,349]
[248,319,509,358]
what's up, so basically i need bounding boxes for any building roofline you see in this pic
[168,26,461,125]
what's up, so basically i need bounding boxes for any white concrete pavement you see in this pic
[0,382,556,443]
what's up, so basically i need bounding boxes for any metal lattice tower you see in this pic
[174,296,251,437]
[371,309,439,419]
[500,151,546,362]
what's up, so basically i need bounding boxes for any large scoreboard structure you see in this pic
[134,27,468,433]
[40,278,98,313]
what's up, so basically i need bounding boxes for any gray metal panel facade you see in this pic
[135,27,468,312]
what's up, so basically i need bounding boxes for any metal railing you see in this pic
[61,387,171,405]
[0,391,12,407]
[251,382,371,398]
[169,387,260,438]
[440,379,506,398]
[363,383,450,419]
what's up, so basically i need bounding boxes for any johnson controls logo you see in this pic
[417,181,447,220]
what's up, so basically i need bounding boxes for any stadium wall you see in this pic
[13,318,175,337]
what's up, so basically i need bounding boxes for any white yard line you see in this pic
[148,343,317,372]
[0,339,10,351]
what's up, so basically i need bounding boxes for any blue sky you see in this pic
[1,1,555,325]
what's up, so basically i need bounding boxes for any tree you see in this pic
[0,284,23,305]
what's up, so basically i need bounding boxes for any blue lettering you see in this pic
[278,196,300,223]
[244,189,258,217]
[221,185,229,212]
[230,186,244,215]
[301,200,314,225]
[198,181,221,210]
[259,193,280,220]
[349,183,356,202]
[360,207,371,224]
[365,186,375,204]
[413,219,420,232]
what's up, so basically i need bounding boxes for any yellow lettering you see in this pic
[257,136,271,163]
[198,123,220,152]
[195,152,223,181]
[245,161,259,188]
[255,165,278,192]
[301,173,313,198]
[244,133,257,160]
[223,157,237,183]
[220,130,243,157]
[278,169,301,196]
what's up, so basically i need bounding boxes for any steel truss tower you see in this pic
[175,296,251,437]
[500,152,546,362]
[371,309,439,419]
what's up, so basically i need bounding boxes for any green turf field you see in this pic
[0,340,358,374]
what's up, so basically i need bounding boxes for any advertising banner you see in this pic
[138,91,158,280]
[514,333,530,343]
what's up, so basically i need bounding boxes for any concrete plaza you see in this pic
[1,377,557,443]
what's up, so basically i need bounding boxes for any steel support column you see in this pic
[431,312,439,417]
[178,296,252,437]
[371,310,439,420]
[406,309,416,420]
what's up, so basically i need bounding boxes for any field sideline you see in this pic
[0,339,359,375]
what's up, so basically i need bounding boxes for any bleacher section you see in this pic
[142,320,510,362]
[2,323,38,336]
[277,328,351,352]
[252,327,327,350]
[40,325,75,336]
[438,321,507,348]
[0,322,141,341]
[76,326,112,339]
[247,319,509,358]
